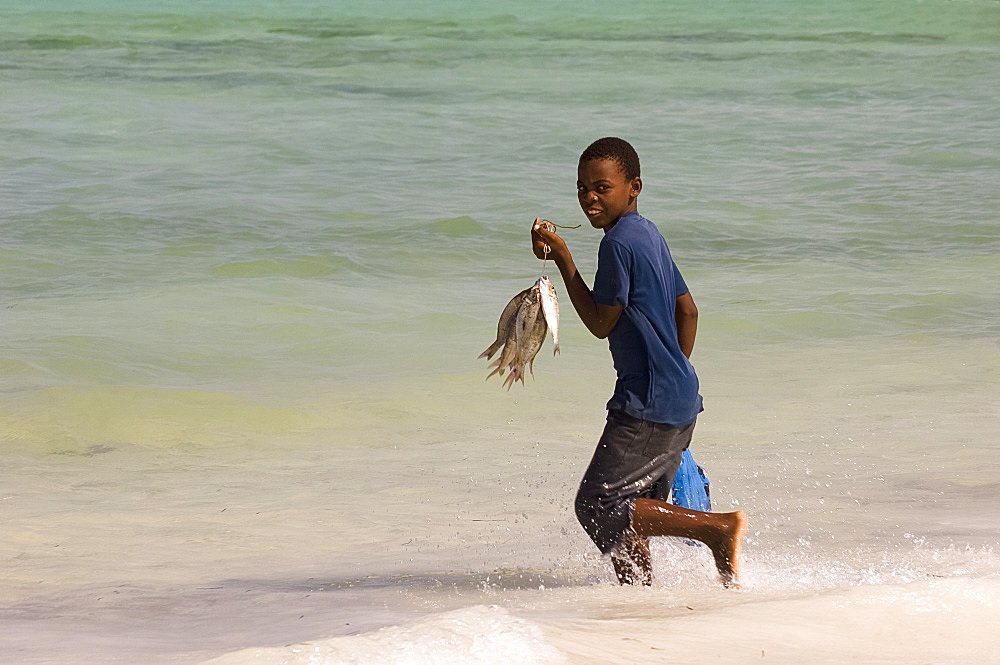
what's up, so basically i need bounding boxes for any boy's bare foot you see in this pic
[703,511,748,587]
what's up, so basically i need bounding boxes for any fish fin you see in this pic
[552,344,560,356]
[503,370,517,390]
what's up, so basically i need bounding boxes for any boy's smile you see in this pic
[577,158,642,232]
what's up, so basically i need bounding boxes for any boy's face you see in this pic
[577,158,642,232]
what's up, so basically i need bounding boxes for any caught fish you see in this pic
[485,294,529,381]
[504,301,548,389]
[503,284,543,387]
[478,287,532,362]
[486,285,541,383]
[481,275,561,389]
[537,275,559,355]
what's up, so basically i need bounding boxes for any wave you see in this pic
[199,605,566,665]
[197,575,1000,665]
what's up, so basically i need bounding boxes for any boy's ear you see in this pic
[630,177,643,198]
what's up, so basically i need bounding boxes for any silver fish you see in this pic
[481,277,560,388]
[513,285,542,357]
[537,275,559,355]
[479,287,532,361]
[486,314,520,380]
[504,302,548,390]
[502,285,543,388]
[484,287,535,380]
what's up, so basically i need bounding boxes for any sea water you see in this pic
[1,0,999,663]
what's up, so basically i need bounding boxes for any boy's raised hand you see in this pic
[531,217,568,262]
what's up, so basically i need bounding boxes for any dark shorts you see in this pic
[574,409,695,554]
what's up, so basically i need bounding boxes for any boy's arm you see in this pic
[675,291,698,358]
[532,219,622,339]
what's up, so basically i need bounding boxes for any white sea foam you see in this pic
[194,577,1000,665]
[200,605,566,665]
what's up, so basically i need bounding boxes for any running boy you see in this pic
[531,137,747,586]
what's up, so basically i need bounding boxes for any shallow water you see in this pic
[2,0,999,663]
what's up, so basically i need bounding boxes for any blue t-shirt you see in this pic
[592,211,703,426]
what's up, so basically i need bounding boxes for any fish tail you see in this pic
[478,341,502,360]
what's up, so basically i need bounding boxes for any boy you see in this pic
[531,137,747,586]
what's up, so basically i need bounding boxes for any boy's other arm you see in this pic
[531,219,622,339]
[675,291,698,358]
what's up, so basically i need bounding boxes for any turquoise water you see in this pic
[2,1,999,663]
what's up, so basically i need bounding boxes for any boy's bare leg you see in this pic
[631,498,748,587]
[611,532,652,586]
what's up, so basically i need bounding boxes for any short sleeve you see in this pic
[593,238,630,308]
[672,261,689,298]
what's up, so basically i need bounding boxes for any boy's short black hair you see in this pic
[579,137,640,181]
